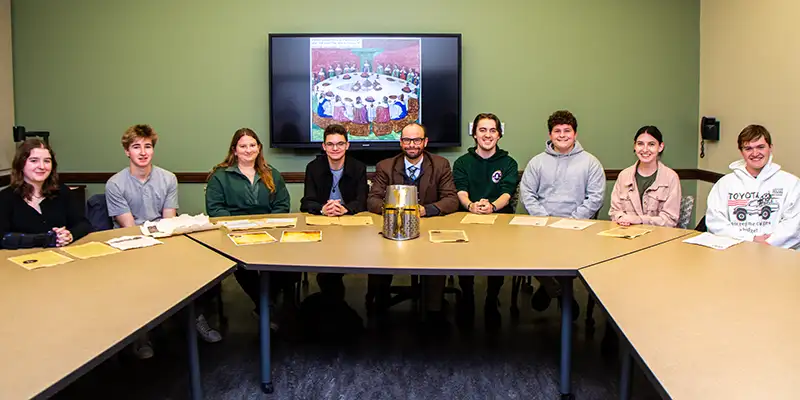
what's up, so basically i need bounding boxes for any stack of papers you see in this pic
[219,220,262,231]
[509,216,549,226]
[227,231,277,246]
[548,219,596,231]
[220,218,298,231]
[261,218,298,228]
[597,226,653,239]
[8,251,73,270]
[683,232,744,250]
[61,242,121,259]
[107,235,163,251]
[429,230,469,243]
[305,215,374,226]
[459,214,498,225]
[142,214,217,238]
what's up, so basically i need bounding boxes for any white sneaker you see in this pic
[133,338,154,359]
[196,314,222,343]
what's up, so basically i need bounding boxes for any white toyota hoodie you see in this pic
[706,156,800,249]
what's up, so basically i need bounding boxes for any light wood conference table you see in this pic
[580,236,800,400]
[0,227,237,400]
[188,212,694,399]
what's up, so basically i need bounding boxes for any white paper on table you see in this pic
[682,232,744,250]
[509,216,549,227]
[106,235,163,251]
[262,218,298,228]
[219,220,261,230]
[548,219,596,231]
[141,214,217,238]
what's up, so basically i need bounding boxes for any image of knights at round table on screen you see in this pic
[268,34,461,150]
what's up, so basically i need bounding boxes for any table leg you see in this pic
[559,276,574,400]
[260,271,274,394]
[186,301,203,400]
[620,347,633,400]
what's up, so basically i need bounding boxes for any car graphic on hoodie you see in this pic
[706,156,800,249]
[732,192,780,221]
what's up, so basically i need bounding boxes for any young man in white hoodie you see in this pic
[520,110,606,319]
[706,124,800,249]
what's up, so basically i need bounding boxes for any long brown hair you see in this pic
[11,139,60,201]
[208,128,275,193]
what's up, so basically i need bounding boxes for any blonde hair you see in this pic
[121,124,158,150]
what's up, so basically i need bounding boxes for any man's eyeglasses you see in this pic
[400,138,424,145]
[325,142,347,149]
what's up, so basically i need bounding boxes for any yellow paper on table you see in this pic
[305,216,339,226]
[597,226,653,239]
[429,230,469,243]
[8,250,74,270]
[227,231,277,246]
[460,214,498,225]
[281,230,323,243]
[61,242,121,259]
[338,216,374,226]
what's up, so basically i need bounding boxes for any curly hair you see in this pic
[547,110,578,132]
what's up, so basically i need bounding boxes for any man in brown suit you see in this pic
[367,123,458,328]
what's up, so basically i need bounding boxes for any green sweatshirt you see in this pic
[453,147,519,213]
[205,165,290,217]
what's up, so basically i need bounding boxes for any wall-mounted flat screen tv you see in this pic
[268,33,462,149]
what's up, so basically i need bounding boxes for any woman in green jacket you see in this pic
[206,128,294,329]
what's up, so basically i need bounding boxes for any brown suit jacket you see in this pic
[367,151,459,216]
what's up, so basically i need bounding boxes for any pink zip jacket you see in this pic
[609,161,681,227]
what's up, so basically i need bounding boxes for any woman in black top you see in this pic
[0,139,91,249]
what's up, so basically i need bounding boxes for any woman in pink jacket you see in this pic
[609,126,682,227]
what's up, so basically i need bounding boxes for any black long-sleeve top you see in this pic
[0,184,92,248]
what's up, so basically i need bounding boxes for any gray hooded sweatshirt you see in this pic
[520,140,606,219]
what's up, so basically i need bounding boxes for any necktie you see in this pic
[408,165,418,181]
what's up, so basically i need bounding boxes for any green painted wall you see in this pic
[11,0,700,216]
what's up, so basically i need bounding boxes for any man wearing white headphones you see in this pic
[452,113,519,329]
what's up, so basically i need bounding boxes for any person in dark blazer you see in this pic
[301,124,368,300]
[0,139,91,249]
[366,125,459,216]
[301,124,368,216]
[366,123,458,328]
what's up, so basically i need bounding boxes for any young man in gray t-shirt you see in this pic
[105,124,221,358]
[106,125,178,227]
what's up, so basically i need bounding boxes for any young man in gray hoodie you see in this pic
[519,110,605,319]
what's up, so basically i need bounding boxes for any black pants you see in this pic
[195,282,222,316]
[458,276,504,301]
[316,273,345,300]
[368,274,446,312]
[234,267,300,311]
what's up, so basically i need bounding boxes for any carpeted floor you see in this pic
[53,275,662,399]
